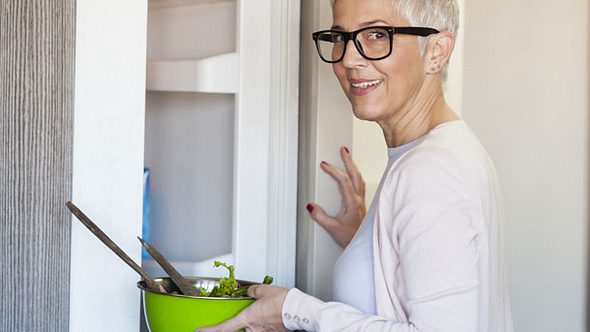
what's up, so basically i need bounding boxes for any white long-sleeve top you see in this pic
[282,121,513,331]
[333,135,426,314]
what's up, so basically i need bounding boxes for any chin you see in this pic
[350,103,383,122]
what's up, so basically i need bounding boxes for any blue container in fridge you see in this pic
[142,168,151,259]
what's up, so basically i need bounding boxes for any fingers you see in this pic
[340,147,366,199]
[307,203,355,247]
[195,315,246,332]
[307,148,367,248]
[306,203,340,234]
[320,161,357,207]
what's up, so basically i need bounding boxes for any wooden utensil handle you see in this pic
[138,237,200,296]
[66,201,161,291]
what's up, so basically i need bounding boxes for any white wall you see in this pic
[463,1,589,331]
[70,0,147,330]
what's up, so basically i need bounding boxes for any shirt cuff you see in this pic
[281,288,325,331]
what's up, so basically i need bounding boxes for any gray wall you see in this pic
[463,0,589,331]
[0,0,75,331]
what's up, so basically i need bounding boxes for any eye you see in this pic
[367,30,387,40]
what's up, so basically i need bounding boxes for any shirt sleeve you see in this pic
[282,286,476,332]
[281,147,483,332]
[282,288,411,331]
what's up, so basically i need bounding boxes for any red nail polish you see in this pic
[321,161,328,166]
[306,203,314,213]
[344,147,350,154]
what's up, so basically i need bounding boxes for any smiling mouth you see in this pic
[351,79,382,89]
[350,79,383,96]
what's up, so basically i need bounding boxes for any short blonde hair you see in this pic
[331,0,459,79]
[331,0,459,35]
[396,0,459,36]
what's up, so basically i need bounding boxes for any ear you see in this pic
[423,31,455,74]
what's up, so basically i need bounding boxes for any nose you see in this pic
[341,40,368,68]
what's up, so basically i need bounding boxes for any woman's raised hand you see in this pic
[307,147,367,248]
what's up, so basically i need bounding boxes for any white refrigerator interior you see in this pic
[143,0,299,286]
[144,0,237,276]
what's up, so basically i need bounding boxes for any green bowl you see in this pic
[138,277,256,332]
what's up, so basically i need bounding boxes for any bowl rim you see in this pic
[137,276,258,300]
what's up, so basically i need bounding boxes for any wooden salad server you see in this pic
[137,237,200,296]
[66,201,166,293]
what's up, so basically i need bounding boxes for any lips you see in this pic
[349,78,383,96]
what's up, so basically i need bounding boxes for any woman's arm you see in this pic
[286,148,482,332]
[283,288,412,331]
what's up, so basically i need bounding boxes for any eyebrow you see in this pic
[331,20,390,30]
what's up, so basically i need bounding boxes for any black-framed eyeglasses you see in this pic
[312,26,439,63]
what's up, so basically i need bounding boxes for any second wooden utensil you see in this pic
[138,237,200,297]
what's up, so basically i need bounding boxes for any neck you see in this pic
[378,79,459,148]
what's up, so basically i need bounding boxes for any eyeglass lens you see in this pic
[316,27,391,62]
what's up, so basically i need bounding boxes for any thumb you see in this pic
[247,285,261,298]
[307,203,339,232]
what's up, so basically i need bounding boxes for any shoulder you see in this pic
[378,122,495,235]
[405,121,489,170]
[383,121,493,202]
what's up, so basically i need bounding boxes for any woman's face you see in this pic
[332,0,426,123]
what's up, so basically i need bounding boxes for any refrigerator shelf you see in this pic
[149,0,234,10]
[146,52,239,93]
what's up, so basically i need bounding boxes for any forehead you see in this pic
[332,0,408,30]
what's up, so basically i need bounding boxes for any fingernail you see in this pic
[344,147,350,154]
[321,161,328,166]
[306,203,314,213]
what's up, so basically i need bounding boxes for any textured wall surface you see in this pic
[0,0,75,331]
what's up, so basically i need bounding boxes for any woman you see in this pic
[198,0,512,330]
